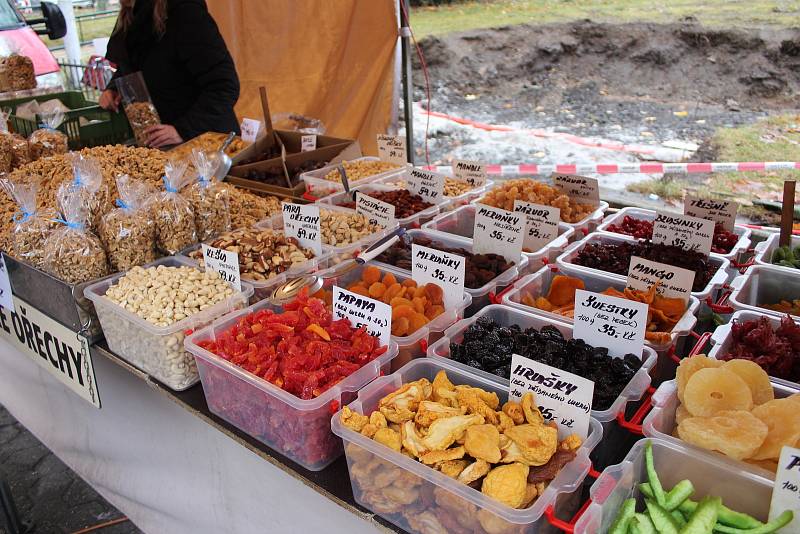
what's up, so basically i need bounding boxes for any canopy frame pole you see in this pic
[399,0,414,164]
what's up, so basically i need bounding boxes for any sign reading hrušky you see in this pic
[356,192,395,228]
[573,289,647,357]
[651,211,714,256]
[473,204,524,263]
[201,244,241,292]
[509,354,593,439]
[240,118,261,143]
[332,286,391,345]
[411,244,465,309]
[281,202,322,255]
[301,134,317,152]
[453,160,487,188]
[769,445,800,531]
[553,174,600,206]
[406,167,445,204]
[377,134,407,165]
[626,256,695,303]
[684,196,738,232]
[513,200,560,253]
[0,255,14,312]
[0,296,99,408]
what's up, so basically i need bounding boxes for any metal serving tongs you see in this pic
[213,131,237,181]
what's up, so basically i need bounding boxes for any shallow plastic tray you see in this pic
[84,257,254,391]
[300,156,408,198]
[184,298,399,471]
[555,232,731,303]
[331,358,603,534]
[753,232,800,274]
[374,172,494,211]
[728,265,800,320]
[574,438,775,533]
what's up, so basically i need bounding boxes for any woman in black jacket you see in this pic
[100,0,240,147]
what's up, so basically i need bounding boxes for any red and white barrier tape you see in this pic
[424,161,800,176]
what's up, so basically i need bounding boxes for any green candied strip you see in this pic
[609,498,637,534]
[672,510,687,528]
[712,511,794,534]
[639,484,762,530]
[665,480,694,511]
[645,499,680,534]
[634,513,657,534]
[682,496,720,534]
[645,441,667,507]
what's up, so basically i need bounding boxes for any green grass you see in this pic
[45,10,118,52]
[411,0,800,37]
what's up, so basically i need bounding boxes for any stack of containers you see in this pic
[300,156,408,199]
[728,264,800,319]
[373,172,494,211]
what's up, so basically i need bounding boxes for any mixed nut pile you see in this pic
[320,209,382,247]
[322,160,401,183]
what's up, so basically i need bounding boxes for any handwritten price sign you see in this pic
[332,286,391,345]
[652,211,714,256]
[473,204,524,263]
[377,134,407,165]
[201,244,241,291]
[281,202,322,255]
[411,243,465,309]
[573,289,647,357]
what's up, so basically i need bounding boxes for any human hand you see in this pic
[144,124,183,148]
[99,89,121,112]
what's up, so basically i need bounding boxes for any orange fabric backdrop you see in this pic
[206,0,399,154]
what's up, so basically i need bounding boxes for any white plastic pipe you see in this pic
[58,0,81,70]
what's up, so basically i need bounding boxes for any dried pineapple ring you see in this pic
[676,354,723,403]
[677,410,767,460]
[675,404,691,426]
[683,367,753,417]
[750,398,800,460]
[722,359,774,406]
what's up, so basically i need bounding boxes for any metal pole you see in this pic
[399,0,414,165]
[58,0,82,79]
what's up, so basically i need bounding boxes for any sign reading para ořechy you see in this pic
[684,196,738,232]
[453,160,487,188]
[377,134,407,165]
[332,286,391,345]
[0,296,99,408]
[472,204,524,263]
[513,200,560,253]
[573,289,647,357]
[626,256,695,303]
[406,167,445,204]
[281,202,322,255]
[355,192,395,228]
[553,174,600,206]
[411,244,465,310]
[651,211,714,256]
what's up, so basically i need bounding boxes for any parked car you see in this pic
[0,0,64,87]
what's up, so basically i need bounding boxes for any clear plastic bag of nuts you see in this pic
[9,133,29,169]
[44,184,109,285]
[28,108,68,160]
[99,174,157,272]
[56,155,111,233]
[150,157,197,254]
[116,71,161,147]
[186,148,230,241]
[0,174,56,269]
[0,108,16,172]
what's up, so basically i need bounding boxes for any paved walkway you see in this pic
[0,405,141,534]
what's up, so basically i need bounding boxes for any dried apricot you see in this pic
[409,312,429,333]
[349,284,370,297]
[383,283,403,303]
[392,317,410,336]
[426,305,445,320]
[402,278,417,288]
[392,304,415,321]
[750,399,800,460]
[382,272,397,286]
[676,355,724,403]
[363,265,381,285]
[368,282,387,299]
[424,283,443,303]
[390,297,414,308]
[677,410,767,460]
[722,359,774,406]
[683,367,753,417]
[412,297,426,314]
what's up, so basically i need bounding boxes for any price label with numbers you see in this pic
[453,159,486,188]
[281,202,322,255]
[411,244,465,309]
[770,445,800,530]
[377,134,407,165]
[509,354,594,439]
[473,204,524,263]
[513,200,560,253]
[240,118,261,143]
[0,255,14,312]
[573,289,647,357]
[652,211,714,256]
[553,174,600,206]
[332,286,392,345]
[356,192,395,228]
[684,196,738,232]
[301,134,317,152]
[406,167,445,204]
[201,244,241,292]
[626,256,695,303]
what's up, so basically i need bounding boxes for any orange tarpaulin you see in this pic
[207,0,399,154]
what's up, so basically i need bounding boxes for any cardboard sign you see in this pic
[473,204,524,263]
[769,445,800,531]
[281,202,322,255]
[406,167,445,204]
[652,211,714,256]
[514,200,560,253]
[453,160,487,188]
[684,196,738,232]
[356,192,395,228]
[509,354,594,439]
[411,244,465,309]
[0,255,14,312]
[201,244,241,292]
[553,174,600,206]
[626,256,695,302]
[573,289,647,357]
[300,134,317,152]
[240,118,261,143]
[0,296,99,408]
[377,134,407,165]
[332,286,391,345]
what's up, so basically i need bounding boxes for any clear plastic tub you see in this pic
[728,265,800,320]
[642,377,800,480]
[708,310,800,389]
[184,298,399,471]
[574,438,775,534]
[374,172,494,211]
[84,256,254,391]
[753,232,800,274]
[300,156,408,198]
[555,232,731,303]
[373,229,529,315]
[330,357,603,534]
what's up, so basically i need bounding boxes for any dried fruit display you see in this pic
[478,179,596,223]
[571,240,717,292]
[605,216,739,254]
[719,315,800,383]
[448,317,642,410]
[340,370,582,516]
[322,160,401,183]
[521,275,686,345]
[244,160,328,187]
[382,176,478,198]
[339,189,433,219]
[771,244,800,269]
[764,300,800,317]
[674,354,800,471]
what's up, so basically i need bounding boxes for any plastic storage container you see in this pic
[753,232,800,274]
[556,232,731,303]
[84,256,254,390]
[642,377,800,480]
[184,298,399,471]
[300,156,408,199]
[374,172,494,211]
[728,265,800,320]
[331,358,603,534]
[574,438,775,533]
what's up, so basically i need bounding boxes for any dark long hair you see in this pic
[113,0,168,37]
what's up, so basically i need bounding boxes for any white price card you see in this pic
[377,134,407,165]
[553,174,600,206]
[356,192,395,228]
[684,196,738,232]
[770,445,800,531]
[509,354,594,439]
[626,256,695,303]
[513,200,560,253]
[651,211,714,256]
[473,204,524,263]
[240,118,261,143]
[406,167,445,204]
[573,289,648,357]
[201,244,241,292]
[301,134,317,152]
[333,286,391,345]
[411,243,465,309]
[0,255,14,312]
[453,159,487,188]
[281,202,322,255]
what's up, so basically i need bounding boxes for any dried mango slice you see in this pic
[546,275,585,307]
[677,410,767,460]
[535,296,555,312]
[722,359,774,406]
[683,367,753,416]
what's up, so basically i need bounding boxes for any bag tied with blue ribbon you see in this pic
[99,174,157,272]
[0,174,56,269]
[29,108,67,160]
[153,157,197,254]
[187,148,231,241]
